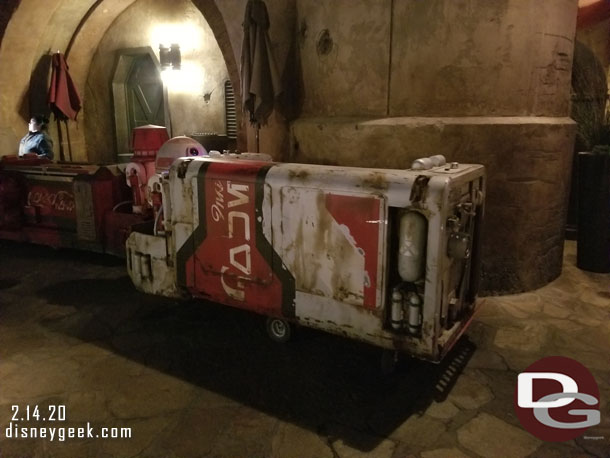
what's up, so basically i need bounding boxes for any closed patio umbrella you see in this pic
[240,0,282,153]
[48,52,82,161]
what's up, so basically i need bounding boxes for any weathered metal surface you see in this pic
[276,187,384,309]
[0,172,22,230]
[0,162,123,250]
[126,230,183,298]
[73,179,95,241]
[129,155,486,362]
[25,178,76,230]
[168,160,295,318]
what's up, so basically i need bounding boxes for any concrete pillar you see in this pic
[291,0,578,294]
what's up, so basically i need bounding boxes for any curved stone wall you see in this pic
[292,0,579,293]
[0,0,245,162]
[0,0,581,294]
[84,0,230,163]
[290,116,576,293]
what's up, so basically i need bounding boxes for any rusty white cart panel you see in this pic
[275,186,386,309]
[127,155,485,362]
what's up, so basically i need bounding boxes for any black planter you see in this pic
[577,150,610,273]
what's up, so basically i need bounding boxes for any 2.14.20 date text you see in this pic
[11,405,66,422]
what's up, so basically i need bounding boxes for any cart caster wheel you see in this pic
[266,317,292,343]
[380,349,399,376]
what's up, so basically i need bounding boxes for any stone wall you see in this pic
[576,17,610,82]
[297,0,390,117]
[291,117,575,293]
[0,0,73,157]
[290,0,579,294]
[0,0,236,163]
[84,0,229,163]
[0,0,581,294]
[0,0,139,161]
[577,11,610,62]
[214,0,297,158]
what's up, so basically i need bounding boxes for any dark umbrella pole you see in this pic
[250,110,260,153]
[55,117,65,162]
[64,119,73,162]
[53,118,73,162]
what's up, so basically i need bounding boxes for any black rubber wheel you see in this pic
[266,317,292,343]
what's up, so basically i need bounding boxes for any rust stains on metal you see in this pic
[409,175,430,205]
[177,158,194,179]
[281,187,366,306]
[421,320,434,342]
[361,172,389,191]
[288,169,310,181]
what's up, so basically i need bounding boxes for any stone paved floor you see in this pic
[0,240,608,458]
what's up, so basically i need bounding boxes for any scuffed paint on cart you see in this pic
[127,153,485,362]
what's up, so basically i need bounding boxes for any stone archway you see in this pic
[0,0,244,161]
[0,0,21,48]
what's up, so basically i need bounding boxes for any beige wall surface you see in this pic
[391,0,576,117]
[291,116,576,293]
[0,0,67,156]
[296,0,391,117]
[85,0,230,163]
[0,0,140,160]
[0,0,295,160]
[295,0,577,119]
[289,0,579,293]
[0,0,583,294]
[214,0,296,158]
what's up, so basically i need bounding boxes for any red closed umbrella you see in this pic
[48,52,82,161]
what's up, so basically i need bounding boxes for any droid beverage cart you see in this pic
[127,144,486,363]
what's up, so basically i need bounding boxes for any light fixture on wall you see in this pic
[159,43,181,70]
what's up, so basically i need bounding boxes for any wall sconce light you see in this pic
[159,43,181,70]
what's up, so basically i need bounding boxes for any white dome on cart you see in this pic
[155,136,208,172]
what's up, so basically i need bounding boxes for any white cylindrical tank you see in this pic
[407,293,423,334]
[390,289,404,330]
[398,211,427,282]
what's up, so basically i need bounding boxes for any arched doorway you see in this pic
[112,47,169,162]
[0,0,244,162]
